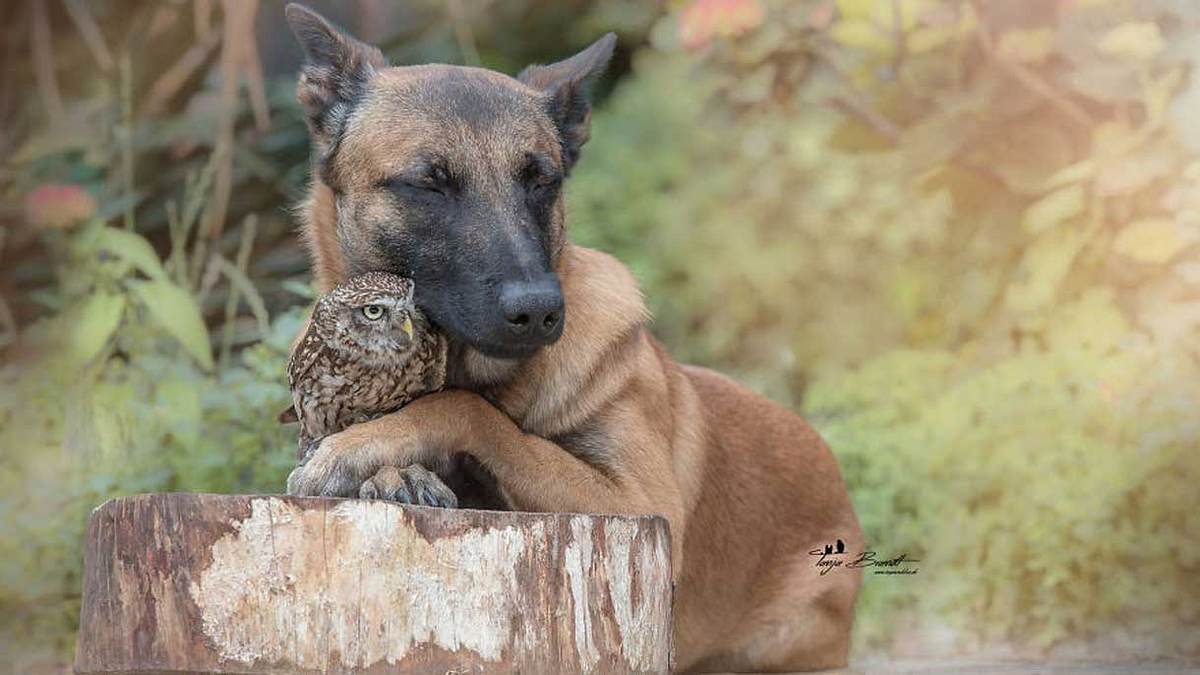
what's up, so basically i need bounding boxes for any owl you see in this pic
[284,271,448,457]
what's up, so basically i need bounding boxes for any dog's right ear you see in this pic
[285,4,386,143]
[519,33,617,173]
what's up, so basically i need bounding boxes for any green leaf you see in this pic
[96,227,167,280]
[93,192,147,224]
[1022,185,1085,234]
[830,18,890,53]
[1099,22,1164,61]
[1169,73,1200,153]
[1006,228,1083,313]
[1043,159,1096,190]
[998,28,1055,64]
[1095,153,1172,197]
[215,256,271,338]
[1112,218,1193,263]
[129,280,214,370]
[68,292,127,365]
[280,279,316,300]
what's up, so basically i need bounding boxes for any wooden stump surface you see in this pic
[74,493,673,674]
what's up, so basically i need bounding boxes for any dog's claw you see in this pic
[359,464,458,509]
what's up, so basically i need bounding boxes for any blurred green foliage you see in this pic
[2,0,1198,667]
[0,277,302,664]
[570,0,1200,656]
[0,217,303,660]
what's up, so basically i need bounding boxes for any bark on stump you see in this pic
[74,493,673,674]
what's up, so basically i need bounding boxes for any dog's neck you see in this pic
[446,340,523,390]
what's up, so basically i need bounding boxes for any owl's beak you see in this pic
[401,315,414,340]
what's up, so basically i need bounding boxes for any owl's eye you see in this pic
[361,304,386,321]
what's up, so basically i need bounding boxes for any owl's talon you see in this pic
[394,484,415,503]
[359,464,458,509]
[417,485,437,506]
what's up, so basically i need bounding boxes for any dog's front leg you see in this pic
[285,390,683,547]
[285,412,430,497]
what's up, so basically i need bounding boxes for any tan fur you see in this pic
[298,182,342,292]
[282,21,863,668]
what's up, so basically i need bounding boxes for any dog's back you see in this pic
[675,363,863,670]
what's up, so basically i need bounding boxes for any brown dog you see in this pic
[282,5,863,671]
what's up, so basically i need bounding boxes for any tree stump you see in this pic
[74,493,673,674]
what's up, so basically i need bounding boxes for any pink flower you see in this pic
[24,184,96,230]
[679,0,766,51]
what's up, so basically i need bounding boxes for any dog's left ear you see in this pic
[285,3,387,144]
[518,33,617,172]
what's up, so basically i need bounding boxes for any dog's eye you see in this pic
[530,175,561,194]
[524,167,562,194]
[403,175,445,195]
[521,154,562,196]
[415,165,454,195]
[429,166,451,185]
[414,180,444,195]
[361,304,386,320]
[379,167,452,197]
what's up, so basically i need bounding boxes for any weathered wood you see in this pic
[75,493,673,674]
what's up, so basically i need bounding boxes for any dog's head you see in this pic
[286,4,614,361]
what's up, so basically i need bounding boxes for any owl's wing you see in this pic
[423,332,449,391]
[285,328,326,427]
[287,329,323,389]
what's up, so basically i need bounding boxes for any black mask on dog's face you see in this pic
[287,4,615,359]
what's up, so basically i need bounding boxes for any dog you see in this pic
[282,5,864,671]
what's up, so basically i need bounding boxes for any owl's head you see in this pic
[317,272,423,361]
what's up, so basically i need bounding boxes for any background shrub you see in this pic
[569,0,1200,656]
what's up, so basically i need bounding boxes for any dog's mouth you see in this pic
[422,311,547,361]
[469,339,543,360]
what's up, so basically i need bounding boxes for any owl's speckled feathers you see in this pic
[287,271,447,454]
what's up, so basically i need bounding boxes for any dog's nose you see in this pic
[499,278,564,342]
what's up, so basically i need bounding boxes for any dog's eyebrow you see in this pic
[520,152,561,181]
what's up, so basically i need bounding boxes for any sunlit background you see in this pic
[1,0,1198,671]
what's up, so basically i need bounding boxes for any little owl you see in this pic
[282,271,455,507]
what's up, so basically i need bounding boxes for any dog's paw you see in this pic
[359,464,458,509]
[286,430,379,498]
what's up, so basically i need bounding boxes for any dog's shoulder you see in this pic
[558,244,649,329]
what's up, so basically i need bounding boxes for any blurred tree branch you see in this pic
[141,27,222,116]
[812,44,900,142]
[969,0,1093,130]
[30,0,64,128]
[62,0,114,73]
[447,0,482,66]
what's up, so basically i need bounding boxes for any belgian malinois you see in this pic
[282,5,863,671]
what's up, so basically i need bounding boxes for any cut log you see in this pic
[75,493,673,674]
